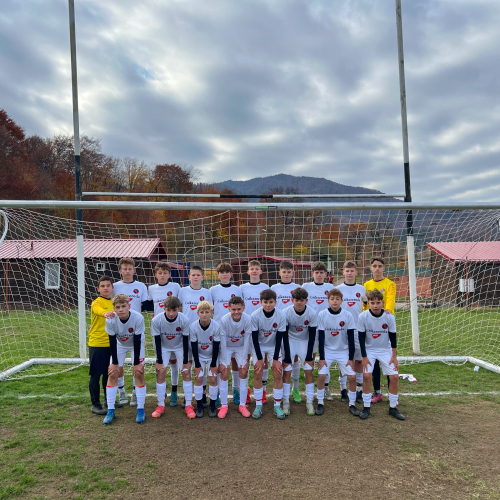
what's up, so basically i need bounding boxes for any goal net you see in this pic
[1,205,499,379]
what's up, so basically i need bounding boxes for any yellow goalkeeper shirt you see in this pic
[363,277,396,315]
[88,296,114,347]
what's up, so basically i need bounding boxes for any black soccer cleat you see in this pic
[315,404,324,416]
[349,405,360,416]
[340,389,349,403]
[91,404,107,415]
[209,406,217,418]
[202,395,209,408]
[389,407,406,420]
[359,407,370,419]
[196,400,204,418]
[356,390,363,404]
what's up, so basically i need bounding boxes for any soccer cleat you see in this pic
[118,391,128,405]
[217,406,228,419]
[246,387,251,405]
[181,399,186,409]
[340,389,349,403]
[232,388,240,405]
[252,405,263,420]
[292,389,302,404]
[209,406,217,418]
[349,405,360,416]
[135,408,145,424]
[306,401,315,416]
[359,407,371,419]
[103,409,115,425]
[152,405,165,418]
[356,390,364,404]
[262,390,267,405]
[273,406,286,420]
[315,404,324,416]
[169,391,178,407]
[130,391,138,407]
[371,392,383,404]
[91,404,107,415]
[324,387,333,401]
[239,405,251,418]
[389,407,406,420]
[215,392,220,407]
[283,400,290,415]
[184,405,196,419]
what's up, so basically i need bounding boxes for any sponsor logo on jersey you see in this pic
[304,320,309,325]
[356,292,361,298]
[263,331,272,337]
[133,289,139,294]
[128,328,134,333]
[166,335,175,340]
[167,291,173,296]
[159,303,164,308]
[316,299,324,304]
[190,305,197,310]
[231,338,239,342]
[223,303,229,308]
[372,333,381,339]
[382,323,388,330]
[129,298,133,302]
[282,299,290,304]
[121,336,129,342]
[339,321,345,327]
[201,344,209,350]
[252,300,259,306]
[331,331,340,336]
[347,301,356,307]
[296,327,303,332]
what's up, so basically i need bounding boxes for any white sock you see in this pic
[194,384,203,402]
[292,361,300,390]
[356,372,363,385]
[106,386,118,410]
[389,392,399,408]
[118,377,125,390]
[263,369,268,389]
[325,371,330,384]
[274,387,283,407]
[339,375,347,391]
[156,382,166,407]
[305,383,314,403]
[219,379,229,406]
[362,392,372,408]
[170,363,179,386]
[232,370,240,389]
[349,390,356,406]
[239,377,248,403]
[183,380,193,406]
[283,383,291,402]
[135,385,146,409]
[209,385,218,401]
[254,387,263,406]
[317,388,325,405]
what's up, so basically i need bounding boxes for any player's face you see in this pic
[343,267,357,282]
[114,301,131,319]
[328,295,343,311]
[218,271,232,284]
[292,297,307,312]
[261,298,276,313]
[197,308,212,323]
[370,261,385,278]
[165,308,179,320]
[247,265,262,280]
[189,270,203,287]
[119,264,135,281]
[97,281,113,298]
[312,270,327,283]
[155,269,170,285]
[368,298,383,313]
[229,303,244,321]
[279,268,293,282]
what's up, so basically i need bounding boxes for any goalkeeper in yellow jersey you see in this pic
[363,257,396,404]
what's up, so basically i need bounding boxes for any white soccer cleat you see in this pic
[324,387,334,401]
[283,400,290,416]
[130,391,137,407]
[306,401,315,416]
[118,391,128,405]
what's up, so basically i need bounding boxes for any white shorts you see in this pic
[253,347,282,366]
[353,348,362,362]
[318,349,355,376]
[195,356,217,378]
[365,348,398,376]
[223,347,248,369]
[161,347,183,367]
[289,338,313,371]
[115,343,145,367]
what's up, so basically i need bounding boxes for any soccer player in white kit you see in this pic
[190,301,221,418]
[358,290,405,420]
[283,287,318,416]
[301,261,334,402]
[112,257,148,406]
[103,294,146,425]
[150,296,191,419]
[316,289,357,416]
[336,260,367,404]
[251,289,291,420]
[218,296,252,418]
[240,260,269,404]
[148,262,182,406]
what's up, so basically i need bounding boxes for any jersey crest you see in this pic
[133,288,139,294]
[167,291,173,296]
[382,323,388,329]
[128,328,134,333]
[339,321,345,327]
[200,296,205,300]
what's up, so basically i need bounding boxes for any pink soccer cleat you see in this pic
[152,405,165,418]
[371,392,383,404]
[239,405,251,418]
[185,405,196,419]
[217,406,228,419]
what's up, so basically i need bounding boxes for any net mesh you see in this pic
[1,206,499,379]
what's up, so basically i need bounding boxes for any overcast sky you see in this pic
[1,0,499,201]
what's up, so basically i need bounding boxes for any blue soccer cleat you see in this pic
[232,388,240,405]
[169,391,178,407]
[103,409,115,425]
[135,408,145,424]
[215,391,220,407]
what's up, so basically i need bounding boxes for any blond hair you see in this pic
[197,300,214,312]
[118,257,135,269]
[112,294,130,306]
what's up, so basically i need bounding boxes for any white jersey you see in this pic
[240,282,269,315]
[271,282,300,311]
[336,283,366,327]
[105,309,145,347]
[151,311,190,349]
[189,319,221,359]
[210,284,242,322]
[148,282,181,316]
[301,282,334,313]
[113,280,148,313]
[317,307,356,352]
[220,312,252,350]
[358,310,396,350]
[284,305,318,342]
[251,307,287,350]
[178,286,213,325]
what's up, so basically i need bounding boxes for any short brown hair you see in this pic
[228,296,245,307]
[164,296,181,310]
[155,262,171,273]
[279,260,294,270]
[260,289,276,301]
[112,294,130,306]
[343,260,357,269]
[97,275,113,286]
[370,257,385,266]
[291,287,308,300]
[216,262,233,274]
[190,265,204,275]
[118,257,135,269]
[311,261,327,272]
[367,289,384,302]
[327,288,343,300]
[247,260,261,269]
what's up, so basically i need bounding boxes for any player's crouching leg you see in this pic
[133,362,146,424]
[387,373,405,420]
[103,363,119,425]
